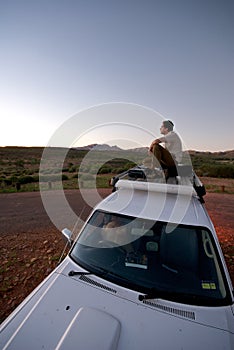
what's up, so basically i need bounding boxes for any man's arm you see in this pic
[149,137,165,152]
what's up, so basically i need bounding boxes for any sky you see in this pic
[0,0,233,151]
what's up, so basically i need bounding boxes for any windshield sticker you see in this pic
[125,252,148,269]
[201,281,216,290]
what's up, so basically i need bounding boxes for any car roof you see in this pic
[96,180,213,230]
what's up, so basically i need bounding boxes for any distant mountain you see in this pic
[188,149,234,159]
[127,147,149,154]
[75,143,123,151]
[74,144,234,158]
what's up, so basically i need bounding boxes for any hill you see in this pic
[0,146,233,193]
[188,149,234,160]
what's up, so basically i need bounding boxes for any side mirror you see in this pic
[62,228,73,245]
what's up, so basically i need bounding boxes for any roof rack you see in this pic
[110,165,206,202]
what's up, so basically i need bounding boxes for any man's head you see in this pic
[160,120,174,134]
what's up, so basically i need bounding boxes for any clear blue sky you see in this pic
[0,0,233,151]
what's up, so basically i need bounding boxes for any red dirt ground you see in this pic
[0,190,233,323]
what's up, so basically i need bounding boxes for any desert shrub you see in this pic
[116,167,128,174]
[40,174,68,182]
[18,175,35,184]
[30,158,40,165]
[89,166,100,174]
[3,178,12,186]
[79,173,94,181]
[96,176,111,188]
[1,174,38,190]
[9,176,18,183]
[25,170,34,175]
[69,165,78,173]
[15,159,25,167]
[199,164,234,178]
[98,166,113,174]
[215,165,234,178]
[40,168,61,175]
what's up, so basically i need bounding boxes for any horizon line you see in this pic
[0,144,233,154]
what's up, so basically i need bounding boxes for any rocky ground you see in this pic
[0,190,233,323]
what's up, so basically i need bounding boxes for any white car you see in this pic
[0,168,233,350]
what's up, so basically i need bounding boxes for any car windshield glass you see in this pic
[70,210,230,306]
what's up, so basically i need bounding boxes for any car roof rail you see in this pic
[110,165,206,202]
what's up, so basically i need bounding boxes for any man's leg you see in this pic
[152,144,175,167]
[152,144,177,179]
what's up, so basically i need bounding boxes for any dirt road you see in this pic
[0,189,112,235]
[1,190,234,233]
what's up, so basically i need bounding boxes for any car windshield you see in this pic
[70,210,230,306]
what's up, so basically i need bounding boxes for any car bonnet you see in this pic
[1,258,233,350]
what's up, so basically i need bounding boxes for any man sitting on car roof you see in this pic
[149,120,182,180]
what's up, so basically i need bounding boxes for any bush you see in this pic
[11,175,39,185]
[15,159,25,167]
[18,175,35,184]
[116,167,128,174]
[40,168,61,175]
[3,178,12,186]
[199,164,234,178]
[98,166,113,174]
[39,174,69,182]
[69,165,78,173]
[79,173,94,181]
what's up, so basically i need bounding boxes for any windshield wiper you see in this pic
[68,270,92,276]
[69,264,112,278]
[70,265,133,287]
[139,288,218,306]
[139,288,167,301]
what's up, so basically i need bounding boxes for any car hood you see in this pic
[1,258,234,350]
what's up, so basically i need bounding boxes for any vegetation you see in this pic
[190,150,234,178]
[0,146,233,193]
